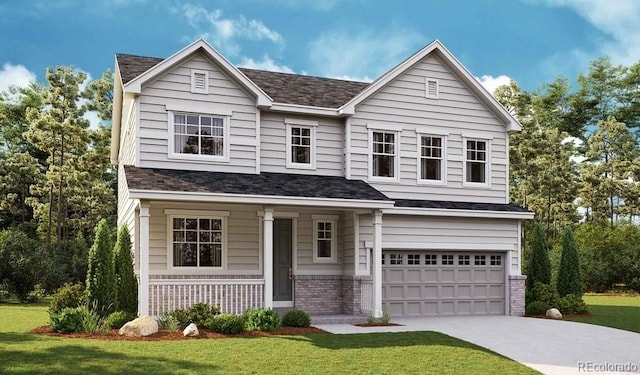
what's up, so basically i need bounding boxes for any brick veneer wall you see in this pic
[509,275,527,316]
[294,275,344,314]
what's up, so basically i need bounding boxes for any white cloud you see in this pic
[179,4,283,57]
[308,29,423,81]
[476,75,512,95]
[0,63,36,92]
[536,0,640,65]
[238,55,295,74]
[253,0,342,11]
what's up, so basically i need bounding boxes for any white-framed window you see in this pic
[389,253,404,265]
[407,254,420,265]
[312,217,337,263]
[442,254,454,265]
[475,255,486,266]
[370,130,399,180]
[167,211,228,269]
[425,254,438,265]
[285,119,317,169]
[490,255,502,266]
[168,111,230,162]
[191,69,209,94]
[464,138,489,185]
[418,135,445,183]
[425,78,439,99]
[458,255,470,265]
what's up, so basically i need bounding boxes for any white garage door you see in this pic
[382,251,505,316]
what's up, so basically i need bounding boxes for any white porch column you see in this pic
[372,209,383,318]
[139,202,150,316]
[263,208,274,309]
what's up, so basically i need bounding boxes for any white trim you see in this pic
[190,69,209,94]
[372,210,383,318]
[382,207,534,220]
[284,118,319,127]
[368,128,400,182]
[462,137,491,188]
[273,301,294,308]
[167,110,231,163]
[312,219,338,263]
[382,242,514,251]
[504,250,510,315]
[139,202,150,316]
[516,221,522,275]
[425,78,439,99]
[255,110,261,174]
[269,103,340,117]
[413,126,450,136]
[353,212,362,276]
[285,122,316,170]
[263,208,274,309]
[311,214,340,220]
[463,131,498,140]
[345,117,352,179]
[257,211,300,218]
[134,96,141,167]
[367,122,404,132]
[165,103,232,116]
[505,135,510,203]
[416,133,447,185]
[129,189,396,209]
[294,270,344,276]
[124,38,272,107]
[166,212,228,271]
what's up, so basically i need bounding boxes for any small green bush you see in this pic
[208,314,246,334]
[244,308,280,332]
[169,303,220,328]
[557,294,589,315]
[49,283,85,314]
[530,282,560,308]
[25,284,46,303]
[281,309,311,328]
[50,306,86,333]
[104,310,136,329]
[525,300,549,316]
[169,308,190,328]
[158,311,180,332]
[381,311,392,324]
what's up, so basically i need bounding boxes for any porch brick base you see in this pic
[294,275,344,314]
[509,275,526,316]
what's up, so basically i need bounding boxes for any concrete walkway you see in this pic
[314,316,640,375]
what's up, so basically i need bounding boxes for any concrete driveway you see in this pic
[315,316,640,375]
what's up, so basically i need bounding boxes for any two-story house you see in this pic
[111,39,533,319]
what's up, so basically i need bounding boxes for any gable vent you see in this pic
[191,69,209,94]
[426,78,439,99]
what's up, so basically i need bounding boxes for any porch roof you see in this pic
[124,166,394,208]
[393,199,529,212]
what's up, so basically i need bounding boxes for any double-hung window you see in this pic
[169,108,230,162]
[312,215,337,263]
[285,119,317,169]
[371,131,397,179]
[465,139,488,184]
[419,135,444,182]
[168,211,228,269]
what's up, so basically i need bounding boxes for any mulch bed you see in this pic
[354,322,402,327]
[30,325,324,341]
[525,313,592,319]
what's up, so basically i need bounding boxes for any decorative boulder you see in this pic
[119,316,158,337]
[183,323,199,337]
[546,308,563,319]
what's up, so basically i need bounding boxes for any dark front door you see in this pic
[273,219,293,301]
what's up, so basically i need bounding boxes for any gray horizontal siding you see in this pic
[295,212,344,274]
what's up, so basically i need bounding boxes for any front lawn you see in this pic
[0,303,538,374]
[564,294,640,333]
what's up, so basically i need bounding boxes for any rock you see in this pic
[118,316,158,337]
[183,323,199,337]
[546,308,563,319]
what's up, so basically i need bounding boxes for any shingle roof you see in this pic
[115,53,369,108]
[124,166,391,201]
[394,199,530,213]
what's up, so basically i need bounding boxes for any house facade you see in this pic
[111,39,533,319]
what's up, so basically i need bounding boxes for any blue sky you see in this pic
[1,0,639,101]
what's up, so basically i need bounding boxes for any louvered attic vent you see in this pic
[426,78,439,99]
[191,70,209,94]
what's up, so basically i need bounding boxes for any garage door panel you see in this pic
[382,251,505,316]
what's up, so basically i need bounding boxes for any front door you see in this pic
[273,219,293,302]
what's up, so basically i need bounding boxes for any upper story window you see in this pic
[191,69,209,94]
[312,215,338,263]
[371,130,398,179]
[285,119,317,170]
[425,78,439,99]
[465,139,489,184]
[419,135,445,182]
[167,105,231,162]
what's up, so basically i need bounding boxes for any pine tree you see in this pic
[85,219,115,315]
[526,222,551,292]
[113,225,137,315]
[557,227,582,296]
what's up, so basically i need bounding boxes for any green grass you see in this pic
[0,302,538,375]
[564,294,640,333]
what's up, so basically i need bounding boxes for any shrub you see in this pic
[50,306,86,333]
[169,308,190,328]
[281,309,311,328]
[557,227,582,297]
[557,294,589,315]
[526,223,551,293]
[85,219,116,317]
[113,225,137,315]
[381,311,391,324]
[169,303,220,328]
[49,283,85,315]
[244,308,280,332]
[525,301,548,316]
[208,314,246,334]
[530,282,561,308]
[25,284,46,303]
[0,229,51,301]
[158,311,180,332]
[104,310,136,329]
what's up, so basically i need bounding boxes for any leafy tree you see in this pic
[557,227,582,296]
[85,219,115,315]
[526,222,551,293]
[0,83,45,157]
[0,229,50,301]
[0,152,42,229]
[113,225,137,315]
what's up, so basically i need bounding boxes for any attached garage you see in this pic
[382,250,505,316]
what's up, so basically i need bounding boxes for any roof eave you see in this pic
[110,61,124,165]
[383,206,534,220]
